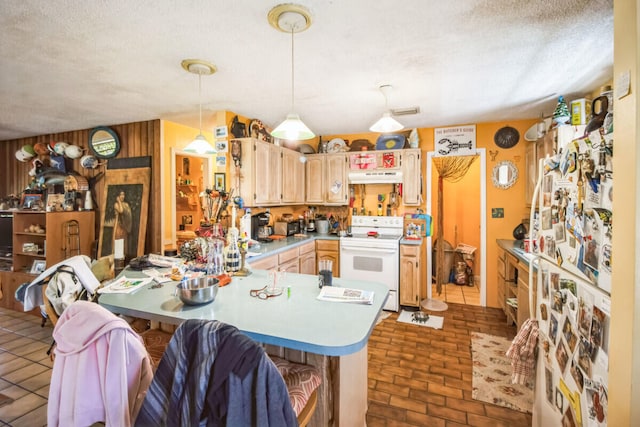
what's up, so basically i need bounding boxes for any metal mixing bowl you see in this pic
[176,276,219,305]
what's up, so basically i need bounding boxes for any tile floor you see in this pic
[0,303,529,426]
[431,282,481,306]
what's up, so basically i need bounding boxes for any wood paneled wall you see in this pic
[0,120,163,255]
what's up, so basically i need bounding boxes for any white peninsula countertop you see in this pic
[99,268,388,357]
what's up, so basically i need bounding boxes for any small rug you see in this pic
[376,311,392,325]
[396,309,444,329]
[471,332,533,413]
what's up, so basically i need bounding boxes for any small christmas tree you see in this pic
[553,95,570,125]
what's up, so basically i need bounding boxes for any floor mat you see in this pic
[470,332,533,413]
[396,309,444,329]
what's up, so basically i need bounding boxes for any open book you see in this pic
[317,286,374,305]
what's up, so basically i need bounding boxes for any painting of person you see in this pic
[114,191,133,253]
[99,183,144,260]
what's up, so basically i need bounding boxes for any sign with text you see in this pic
[434,125,476,157]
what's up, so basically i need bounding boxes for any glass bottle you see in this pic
[224,228,240,273]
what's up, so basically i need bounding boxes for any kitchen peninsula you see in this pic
[99,268,388,426]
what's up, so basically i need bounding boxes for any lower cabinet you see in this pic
[316,239,339,278]
[298,241,316,275]
[400,242,424,307]
[497,246,533,331]
[248,240,317,275]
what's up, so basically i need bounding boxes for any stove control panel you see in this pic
[351,215,404,228]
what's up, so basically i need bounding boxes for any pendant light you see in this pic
[370,84,404,133]
[268,4,315,141]
[182,59,217,154]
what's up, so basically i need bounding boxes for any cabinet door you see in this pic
[248,254,278,271]
[524,141,537,206]
[324,153,348,205]
[299,251,316,275]
[400,245,420,306]
[517,279,530,330]
[281,149,305,204]
[401,149,421,205]
[279,258,299,274]
[305,155,324,204]
[254,142,281,205]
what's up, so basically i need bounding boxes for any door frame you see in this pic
[424,148,487,306]
[170,148,215,246]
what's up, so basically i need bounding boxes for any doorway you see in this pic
[424,149,487,307]
[170,148,214,248]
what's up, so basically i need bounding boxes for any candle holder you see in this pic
[234,245,252,277]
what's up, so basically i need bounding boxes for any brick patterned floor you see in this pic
[367,303,532,427]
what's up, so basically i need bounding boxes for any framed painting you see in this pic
[98,159,150,261]
[21,193,43,210]
[214,173,226,192]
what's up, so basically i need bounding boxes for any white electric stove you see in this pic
[339,216,403,311]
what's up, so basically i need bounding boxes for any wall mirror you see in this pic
[492,160,518,189]
[89,126,121,159]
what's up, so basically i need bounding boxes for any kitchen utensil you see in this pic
[176,276,219,305]
[316,219,329,234]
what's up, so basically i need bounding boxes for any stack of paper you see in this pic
[317,287,374,305]
[98,277,154,294]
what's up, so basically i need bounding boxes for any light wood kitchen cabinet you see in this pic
[230,138,282,207]
[278,247,300,274]
[305,155,324,204]
[316,239,339,278]
[281,148,306,204]
[498,246,534,330]
[305,154,348,205]
[298,241,316,275]
[401,149,421,206]
[525,130,555,206]
[248,253,278,271]
[399,242,425,307]
[324,153,348,205]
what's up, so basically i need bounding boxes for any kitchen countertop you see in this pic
[99,268,388,356]
[246,233,420,261]
[496,239,538,267]
[246,233,336,261]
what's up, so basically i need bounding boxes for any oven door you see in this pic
[339,242,399,311]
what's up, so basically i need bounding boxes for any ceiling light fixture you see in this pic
[268,4,315,141]
[370,84,404,133]
[181,59,217,154]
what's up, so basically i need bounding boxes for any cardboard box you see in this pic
[571,98,592,125]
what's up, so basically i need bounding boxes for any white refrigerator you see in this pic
[529,124,612,426]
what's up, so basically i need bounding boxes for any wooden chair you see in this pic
[270,356,322,427]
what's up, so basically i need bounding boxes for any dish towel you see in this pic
[505,318,539,385]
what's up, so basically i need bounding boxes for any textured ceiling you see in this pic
[0,0,613,141]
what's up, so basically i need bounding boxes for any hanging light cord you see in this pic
[198,72,203,134]
[289,26,295,112]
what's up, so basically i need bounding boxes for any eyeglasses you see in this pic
[249,286,283,300]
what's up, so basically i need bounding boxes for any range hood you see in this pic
[348,170,403,184]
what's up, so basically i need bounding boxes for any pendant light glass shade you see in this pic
[269,4,315,141]
[271,113,315,140]
[182,59,217,154]
[369,112,404,133]
[370,84,404,133]
[185,133,216,154]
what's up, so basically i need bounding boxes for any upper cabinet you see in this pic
[401,149,421,205]
[305,153,348,205]
[525,130,555,206]
[281,148,306,204]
